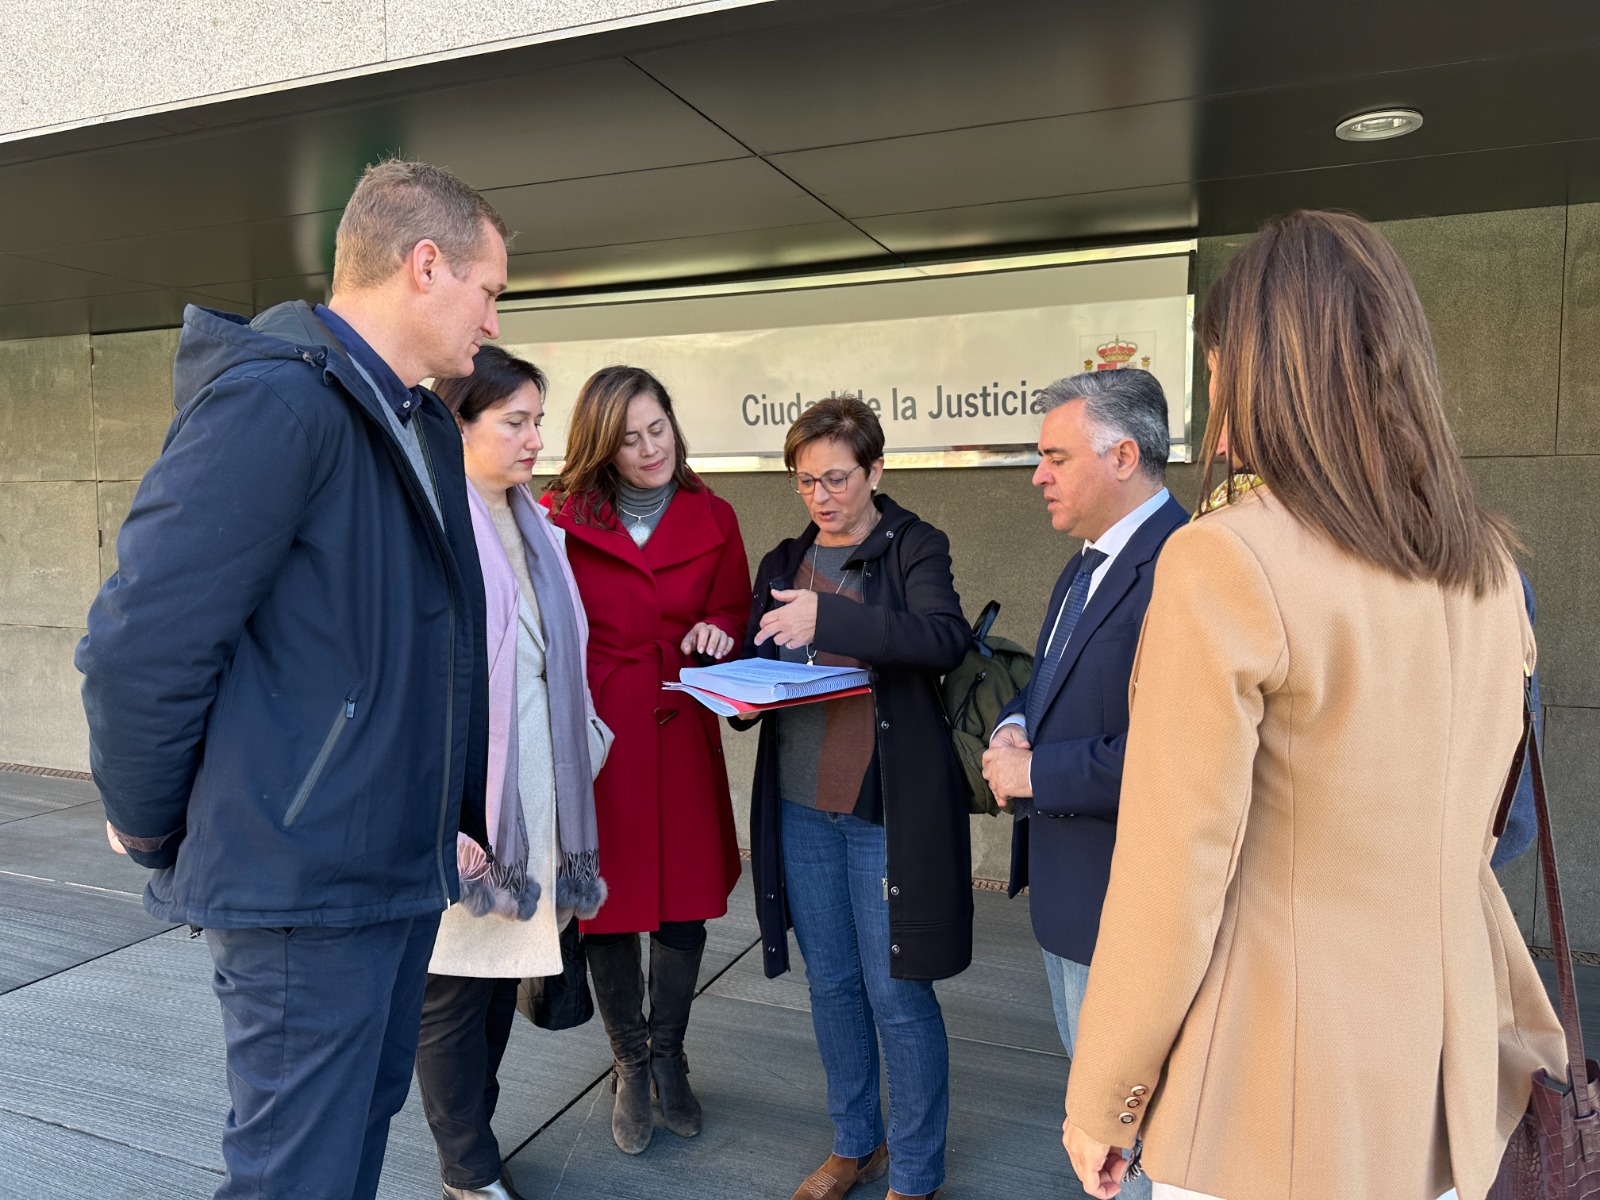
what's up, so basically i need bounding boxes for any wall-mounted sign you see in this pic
[498,251,1192,471]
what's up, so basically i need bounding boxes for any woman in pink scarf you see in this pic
[416,346,611,1200]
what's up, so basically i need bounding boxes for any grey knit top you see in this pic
[616,479,677,545]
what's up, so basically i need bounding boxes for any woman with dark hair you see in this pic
[1061,211,1566,1200]
[414,346,613,1200]
[742,394,971,1200]
[543,365,748,1157]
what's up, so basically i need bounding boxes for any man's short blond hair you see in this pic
[332,159,510,291]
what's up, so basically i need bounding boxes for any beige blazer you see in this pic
[1066,489,1564,1200]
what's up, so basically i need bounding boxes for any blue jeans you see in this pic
[782,801,949,1196]
[1044,948,1149,1200]
[206,915,441,1200]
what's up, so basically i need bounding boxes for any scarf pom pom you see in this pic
[458,874,496,917]
[515,879,542,921]
[557,872,607,921]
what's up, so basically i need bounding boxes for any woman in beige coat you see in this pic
[1062,210,1566,1200]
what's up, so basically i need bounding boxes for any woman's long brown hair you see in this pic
[1196,209,1517,595]
[543,365,700,526]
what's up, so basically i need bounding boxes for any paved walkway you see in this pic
[2,767,1595,1199]
[0,770,1077,1198]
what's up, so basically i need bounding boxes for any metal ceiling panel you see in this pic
[633,0,1600,157]
[1193,141,1593,235]
[504,219,893,293]
[0,58,747,257]
[770,102,1194,217]
[0,287,252,340]
[25,212,342,292]
[487,157,841,253]
[633,0,1201,153]
[1194,48,1600,184]
[0,253,152,305]
[856,186,1198,256]
[1191,0,1600,97]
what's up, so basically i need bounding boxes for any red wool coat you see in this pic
[546,485,749,934]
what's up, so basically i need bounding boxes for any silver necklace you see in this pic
[618,494,669,547]
[803,544,858,666]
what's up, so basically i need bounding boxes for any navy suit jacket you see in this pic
[1004,495,1189,964]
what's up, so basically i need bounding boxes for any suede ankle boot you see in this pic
[789,1143,888,1200]
[585,935,653,1154]
[647,932,706,1137]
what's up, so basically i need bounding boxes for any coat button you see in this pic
[890,944,901,955]
[1119,1113,1135,1125]
[1126,1098,1141,1109]
[884,530,894,538]
[880,720,890,730]
[1131,1086,1147,1096]
[890,886,900,896]
[766,894,775,900]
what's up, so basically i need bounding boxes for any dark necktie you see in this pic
[1025,548,1108,737]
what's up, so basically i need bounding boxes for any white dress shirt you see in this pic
[993,487,1173,781]
[1035,487,1172,656]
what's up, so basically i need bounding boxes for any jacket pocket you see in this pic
[283,682,362,828]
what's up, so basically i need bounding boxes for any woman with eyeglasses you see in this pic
[542,365,748,1158]
[739,394,973,1200]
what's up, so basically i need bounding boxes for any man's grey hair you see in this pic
[1038,368,1169,481]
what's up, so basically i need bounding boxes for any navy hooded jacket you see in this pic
[76,301,488,928]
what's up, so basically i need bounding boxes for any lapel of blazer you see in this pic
[1036,496,1188,721]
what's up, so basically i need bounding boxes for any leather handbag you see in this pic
[1488,687,1600,1199]
[515,917,594,1032]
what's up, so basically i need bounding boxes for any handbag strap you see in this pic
[1511,682,1593,1097]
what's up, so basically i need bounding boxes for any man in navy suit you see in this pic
[982,368,1187,1198]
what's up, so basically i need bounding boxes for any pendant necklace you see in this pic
[803,544,858,666]
[618,494,669,547]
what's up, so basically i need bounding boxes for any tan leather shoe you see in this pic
[789,1142,888,1200]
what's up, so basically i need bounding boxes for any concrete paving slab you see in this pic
[0,768,97,824]
[504,988,1077,1199]
[0,929,225,1163]
[707,889,1064,1058]
[0,798,155,893]
[0,1108,222,1198]
[0,871,169,994]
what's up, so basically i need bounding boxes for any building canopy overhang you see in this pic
[3,0,1600,340]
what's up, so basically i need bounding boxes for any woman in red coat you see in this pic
[543,365,748,1158]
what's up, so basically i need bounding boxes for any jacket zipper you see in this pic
[283,683,360,827]
[415,428,457,906]
[866,550,897,929]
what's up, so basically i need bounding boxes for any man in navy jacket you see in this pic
[76,160,504,1200]
[982,369,1186,1200]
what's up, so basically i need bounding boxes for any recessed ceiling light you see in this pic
[1336,109,1424,142]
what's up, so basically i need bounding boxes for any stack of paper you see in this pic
[665,660,872,716]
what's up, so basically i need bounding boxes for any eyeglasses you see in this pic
[789,465,863,494]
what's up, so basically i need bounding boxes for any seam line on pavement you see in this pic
[503,931,763,1165]
[0,1104,224,1178]
[0,869,146,900]
[0,922,178,999]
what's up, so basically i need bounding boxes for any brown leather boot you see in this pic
[789,1142,888,1200]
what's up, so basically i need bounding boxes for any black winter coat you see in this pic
[742,494,974,981]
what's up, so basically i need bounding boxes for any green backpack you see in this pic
[941,601,1034,816]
